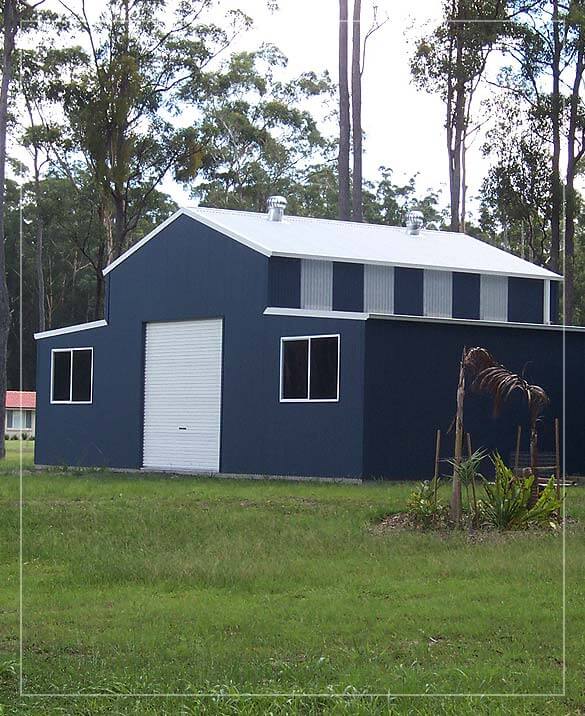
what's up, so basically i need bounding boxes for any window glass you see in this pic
[6,410,13,428]
[282,339,308,399]
[309,337,339,400]
[72,349,92,402]
[25,411,32,429]
[52,352,71,402]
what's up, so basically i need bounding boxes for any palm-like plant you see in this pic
[450,347,549,522]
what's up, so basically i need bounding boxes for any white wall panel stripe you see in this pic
[301,259,333,310]
[480,275,508,321]
[363,264,394,313]
[143,319,223,472]
[424,270,452,318]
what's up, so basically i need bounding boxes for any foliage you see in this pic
[480,453,561,530]
[187,45,334,211]
[406,478,449,528]
[480,87,553,267]
[447,447,486,524]
[447,448,486,487]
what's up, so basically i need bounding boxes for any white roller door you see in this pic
[142,319,223,472]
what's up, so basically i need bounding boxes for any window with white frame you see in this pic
[51,348,93,404]
[280,335,339,402]
[7,410,33,429]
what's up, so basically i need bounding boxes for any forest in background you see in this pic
[0,0,584,396]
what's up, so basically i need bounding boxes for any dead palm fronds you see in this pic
[450,347,549,521]
[460,347,549,509]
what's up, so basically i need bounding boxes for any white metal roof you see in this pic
[103,206,562,280]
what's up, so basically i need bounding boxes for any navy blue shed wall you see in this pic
[394,267,424,316]
[452,272,480,320]
[332,262,364,312]
[550,281,560,324]
[508,278,544,324]
[35,215,365,478]
[363,319,583,479]
[268,257,300,308]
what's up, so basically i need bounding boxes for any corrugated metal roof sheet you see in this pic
[103,207,562,281]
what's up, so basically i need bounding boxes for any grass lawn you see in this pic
[0,441,584,714]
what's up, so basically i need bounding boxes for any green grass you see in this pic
[0,441,584,714]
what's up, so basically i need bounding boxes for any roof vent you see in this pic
[405,209,424,236]
[267,195,287,222]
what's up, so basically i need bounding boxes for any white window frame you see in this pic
[50,347,94,405]
[279,334,340,403]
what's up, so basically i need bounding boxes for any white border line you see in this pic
[18,63,567,706]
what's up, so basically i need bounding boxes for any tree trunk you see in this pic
[32,151,46,333]
[35,221,45,333]
[351,0,362,222]
[450,348,466,523]
[113,193,126,259]
[338,0,351,221]
[0,0,18,459]
[550,0,562,275]
[563,36,584,325]
[460,134,467,233]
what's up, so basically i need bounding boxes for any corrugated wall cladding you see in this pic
[363,265,394,313]
[480,275,508,321]
[424,270,452,318]
[301,259,333,310]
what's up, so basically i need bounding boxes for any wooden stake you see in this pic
[466,432,478,526]
[433,429,441,506]
[514,425,522,473]
[555,417,561,501]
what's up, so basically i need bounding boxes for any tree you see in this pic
[186,46,333,211]
[350,1,387,222]
[338,0,351,220]
[1,0,43,458]
[47,0,250,315]
[351,0,362,221]
[485,0,585,318]
[480,90,553,265]
[563,1,585,321]
[411,0,508,232]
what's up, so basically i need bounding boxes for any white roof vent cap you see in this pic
[406,209,424,236]
[267,195,287,222]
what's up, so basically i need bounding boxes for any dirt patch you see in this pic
[371,511,577,539]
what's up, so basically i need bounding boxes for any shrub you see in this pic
[480,453,561,530]
[406,479,449,529]
[447,448,486,525]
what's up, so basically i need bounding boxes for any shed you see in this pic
[34,203,585,479]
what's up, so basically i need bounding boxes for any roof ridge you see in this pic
[190,205,461,238]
